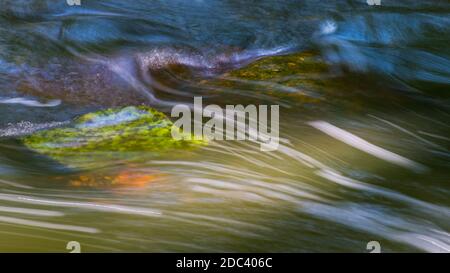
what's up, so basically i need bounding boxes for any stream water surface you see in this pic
[0,0,449,252]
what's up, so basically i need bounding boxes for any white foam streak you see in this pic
[0,97,61,107]
[301,202,450,253]
[308,121,427,172]
[0,121,69,137]
[0,216,99,234]
[0,179,34,189]
[0,194,161,217]
[316,169,450,218]
[0,206,63,216]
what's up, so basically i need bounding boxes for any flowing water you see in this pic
[0,0,449,252]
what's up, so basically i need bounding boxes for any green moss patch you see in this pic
[22,106,205,169]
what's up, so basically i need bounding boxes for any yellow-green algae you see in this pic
[22,106,205,169]
[228,52,329,80]
[201,52,330,103]
[202,51,399,112]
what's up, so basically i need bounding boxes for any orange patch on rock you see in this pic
[110,171,158,188]
[67,170,160,188]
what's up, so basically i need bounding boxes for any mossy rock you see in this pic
[22,106,205,169]
[201,51,398,113]
[228,51,329,80]
[200,52,331,104]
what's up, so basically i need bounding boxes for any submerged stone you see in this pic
[54,169,163,189]
[200,52,330,104]
[201,51,401,112]
[227,51,329,80]
[22,106,205,169]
